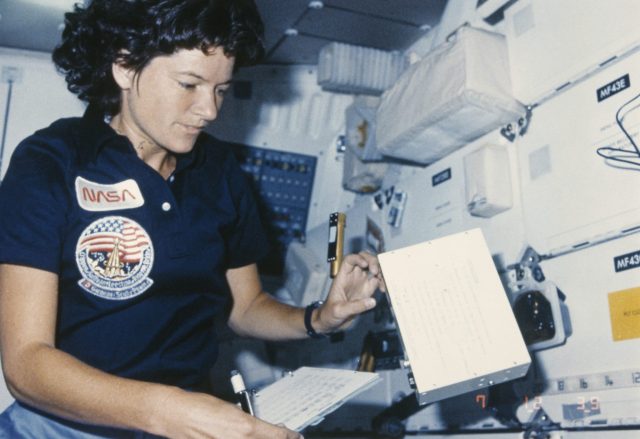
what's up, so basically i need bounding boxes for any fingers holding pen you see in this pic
[342,251,378,272]
[340,251,386,292]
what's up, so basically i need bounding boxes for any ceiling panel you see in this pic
[297,6,426,52]
[259,0,448,64]
[0,1,72,53]
[0,0,448,65]
[253,0,311,60]
[266,33,329,65]
[322,0,447,27]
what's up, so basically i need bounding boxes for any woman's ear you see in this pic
[112,61,135,90]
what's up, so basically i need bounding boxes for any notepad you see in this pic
[253,367,380,431]
[378,228,531,405]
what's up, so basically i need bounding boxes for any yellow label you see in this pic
[608,287,640,342]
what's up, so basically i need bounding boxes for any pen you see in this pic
[230,369,254,416]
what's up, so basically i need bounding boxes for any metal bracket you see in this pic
[500,105,533,142]
[1,66,23,84]
[336,134,347,154]
[445,21,470,43]
[523,408,559,439]
[518,105,534,136]
[500,122,517,142]
[509,246,545,283]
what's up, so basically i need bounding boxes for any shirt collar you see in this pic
[75,104,201,171]
[75,104,121,165]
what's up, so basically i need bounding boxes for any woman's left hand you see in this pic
[313,251,386,334]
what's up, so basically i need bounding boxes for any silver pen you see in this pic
[230,369,254,416]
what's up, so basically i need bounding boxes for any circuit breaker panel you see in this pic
[231,143,317,275]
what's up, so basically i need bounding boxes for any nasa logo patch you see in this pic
[76,216,154,300]
[75,176,145,212]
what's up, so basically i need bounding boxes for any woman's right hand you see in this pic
[151,387,303,439]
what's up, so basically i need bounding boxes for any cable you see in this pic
[616,91,640,155]
[0,79,14,181]
[597,91,640,170]
[596,146,640,170]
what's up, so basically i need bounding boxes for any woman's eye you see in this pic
[216,88,228,97]
[179,82,196,90]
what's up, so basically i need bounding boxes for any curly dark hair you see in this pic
[52,0,264,116]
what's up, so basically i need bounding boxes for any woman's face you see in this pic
[112,47,235,158]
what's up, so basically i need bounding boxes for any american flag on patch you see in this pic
[78,218,150,263]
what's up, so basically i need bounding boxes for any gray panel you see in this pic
[0,1,69,53]
[297,6,427,52]
[267,34,329,65]
[0,0,448,65]
[254,0,310,59]
[323,0,448,27]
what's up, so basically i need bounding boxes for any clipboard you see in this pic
[378,228,531,405]
[253,367,380,431]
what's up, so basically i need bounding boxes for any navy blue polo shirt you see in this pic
[0,105,269,390]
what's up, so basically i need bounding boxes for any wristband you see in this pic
[304,300,326,339]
